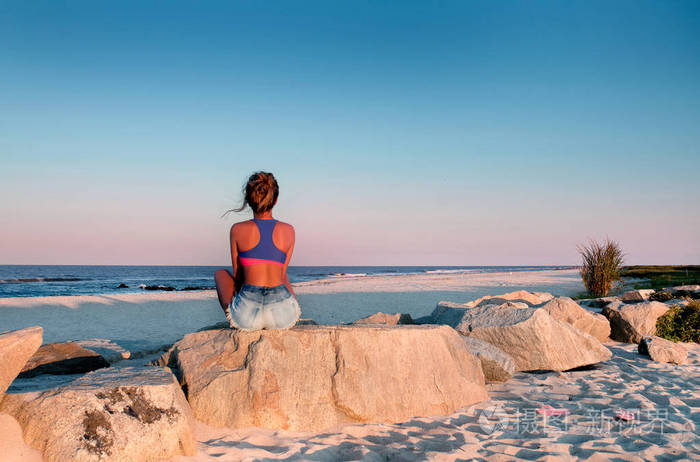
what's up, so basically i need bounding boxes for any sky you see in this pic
[1,0,699,266]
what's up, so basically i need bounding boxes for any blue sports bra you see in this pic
[238,218,287,266]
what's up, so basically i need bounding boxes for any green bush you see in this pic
[656,300,700,343]
[577,239,624,297]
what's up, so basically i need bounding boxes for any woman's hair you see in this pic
[228,171,279,215]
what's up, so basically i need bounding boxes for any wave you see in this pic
[328,273,368,278]
[423,269,474,274]
[0,277,85,284]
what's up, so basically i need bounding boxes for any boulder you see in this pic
[602,301,670,343]
[621,289,655,303]
[75,339,131,364]
[19,342,110,378]
[464,290,554,308]
[0,367,196,462]
[430,302,612,371]
[0,326,43,396]
[462,336,515,382]
[352,312,414,325]
[157,325,488,431]
[638,336,687,365]
[536,297,611,342]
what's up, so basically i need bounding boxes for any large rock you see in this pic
[462,336,515,382]
[352,312,414,325]
[638,336,687,365]
[0,326,43,396]
[602,301,670,343]
[621,289,655,303]
[1,367,196,462]
[464,290,554,308]
[536,297,611,342]
[19,342,110,378]
[430,302,612,371]
[157,325,488,431]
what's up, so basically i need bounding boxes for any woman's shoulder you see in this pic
[275,220,294,231]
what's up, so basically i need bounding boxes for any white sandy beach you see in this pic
[166,341,699,462]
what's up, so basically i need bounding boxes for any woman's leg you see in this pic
[214,269,235,311]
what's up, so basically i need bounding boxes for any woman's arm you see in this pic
[282,226,297,300]
[229,225,244,294]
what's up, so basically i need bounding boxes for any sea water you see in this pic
[0,265,573,298]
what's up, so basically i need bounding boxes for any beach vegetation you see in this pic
[620,265,700,290]
[577,239,624,297]
[655,301,700,343]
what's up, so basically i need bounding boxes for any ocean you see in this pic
[0,265,575,298]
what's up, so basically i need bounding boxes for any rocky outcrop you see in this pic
[638,336,687,365]
[536,297,611,342]
[462,336,515,382]
[1,367,196,462]
[19,342,110,378]
[464,290,554,308]
[430,302,612,371]
[602,301,670,343]
[352,312,414,325]
[157,325,488,431]
[0,326,43,396]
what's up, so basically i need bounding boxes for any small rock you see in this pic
[580,297,619,308]
[116,283,129,289]
[19,342,110,378]
[0,327,43,396]
[74,339,131,364]
[621,289,655,303]
[141,285,176,291]
[638,336,687,365]
[351,312,414,325]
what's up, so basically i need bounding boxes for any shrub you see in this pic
[577,239,624,297]
[656,301,700,343]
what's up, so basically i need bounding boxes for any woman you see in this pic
[214,172,300,330]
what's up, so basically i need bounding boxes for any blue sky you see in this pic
[1,1,699,265]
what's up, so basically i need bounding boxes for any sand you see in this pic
[168,341,699,461]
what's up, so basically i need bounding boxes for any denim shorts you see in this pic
[225,284,301,330]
